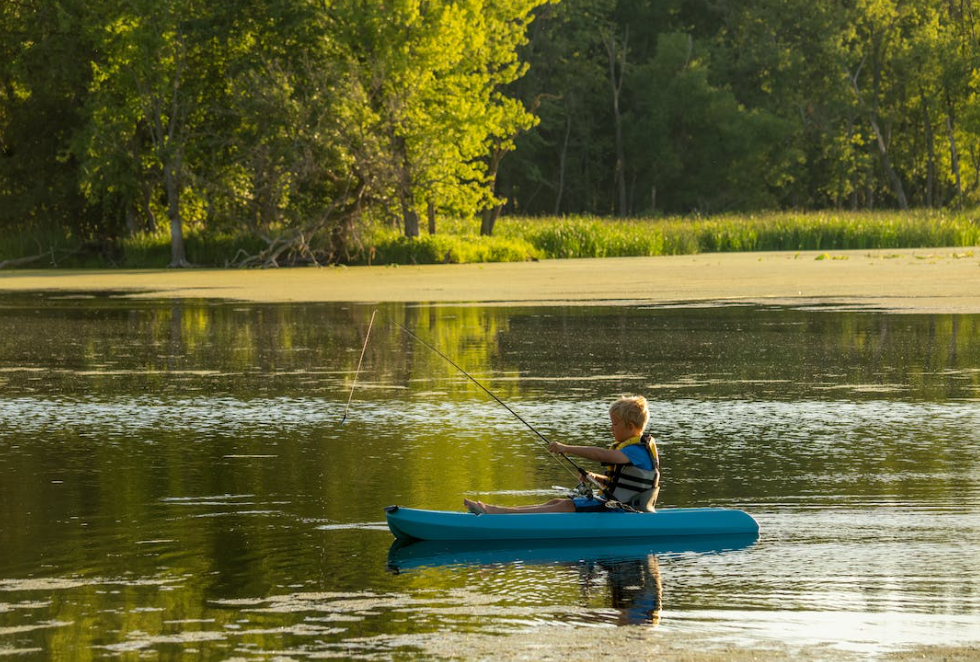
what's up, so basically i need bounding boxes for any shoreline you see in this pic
[1,247,978,314]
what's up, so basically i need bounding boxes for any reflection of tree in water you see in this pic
[579,554,662,626]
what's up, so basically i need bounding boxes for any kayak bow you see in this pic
[384,505,759,542]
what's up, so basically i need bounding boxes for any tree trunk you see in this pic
[140,178,157,233]
[970,145,980,197]
[920,89,936,208]
[481,148,505,236]
[399,179,419,238]
[392,134,419,238]
[866,141,876,210]
[603,27,628,217]
[127,128,142,234]
[480,207,496,237]
[168,208,187,267]
[867,82,907,209]
[165,161,189,267]
[427,201,436,234]
[129,120,157,234]
[402,207,420,237]
[946,88,963,209]
[869,116,908,209]
[126,205,139,235]
[480,195,503,236]
[554,112,571,215]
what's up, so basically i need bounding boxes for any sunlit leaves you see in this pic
[325,0,542,234]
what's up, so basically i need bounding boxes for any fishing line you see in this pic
[341,311,603,493]
[340,309,377,425]
[387,317,598,486]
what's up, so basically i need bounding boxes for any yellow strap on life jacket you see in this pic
[604,435,658,472]
[605,435,641,472]
[611,435,643,451]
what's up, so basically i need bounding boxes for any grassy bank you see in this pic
[2,210,978,268]
[363,210,980,263]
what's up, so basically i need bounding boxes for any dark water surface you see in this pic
[1,295,979,658]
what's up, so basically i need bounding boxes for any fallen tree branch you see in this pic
[227,185,355,268]
[0,253,48,269]
[0,244,86,269]
[231,219,335,268]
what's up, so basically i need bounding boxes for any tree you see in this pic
[77,0,226,266]
[326,0,543,238]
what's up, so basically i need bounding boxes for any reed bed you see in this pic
[495,210,980,259]
[364,210,980,263]
[3,210,978,268]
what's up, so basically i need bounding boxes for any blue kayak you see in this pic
[385,505,759,542]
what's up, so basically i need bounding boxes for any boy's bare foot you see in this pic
[463,498,487,514]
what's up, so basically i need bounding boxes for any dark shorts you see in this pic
[571,496,611,513]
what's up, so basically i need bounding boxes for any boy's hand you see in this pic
[579,471,606,484]
[547,441,568,455]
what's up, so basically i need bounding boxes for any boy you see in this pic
[464,395,659,514]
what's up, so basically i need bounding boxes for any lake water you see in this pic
[1,294,979,659]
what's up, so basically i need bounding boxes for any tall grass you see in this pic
[359,210,980,263]
[493,210,980,259]
[2,210,978,268]
[121,229,268,268]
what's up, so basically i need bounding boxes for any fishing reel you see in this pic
[553,482,594,499]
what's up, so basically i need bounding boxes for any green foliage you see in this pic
[4,0,980,264]
[500,0,980,215]
[625,33,798,213]
[0,0,543,263]
[325,0,544,236]
[359,224,541,264]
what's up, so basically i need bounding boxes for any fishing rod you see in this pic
[387,317,604,492]
[340,309,377,425]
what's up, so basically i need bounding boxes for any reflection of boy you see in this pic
[464,396,660,514]
[605,555,663,626]
[578,554,663,626]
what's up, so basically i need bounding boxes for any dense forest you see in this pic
[510,0,980,217]
[2,0,979,266]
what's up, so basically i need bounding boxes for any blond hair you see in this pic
[609,395,649,431]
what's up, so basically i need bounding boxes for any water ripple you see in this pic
[1,396,978,447]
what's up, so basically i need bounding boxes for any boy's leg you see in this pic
[480,498,575,514]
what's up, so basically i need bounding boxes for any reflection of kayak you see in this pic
[387,532,758,571]
[384,505,760,542]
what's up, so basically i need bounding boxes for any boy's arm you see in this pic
[550,442,630,465]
